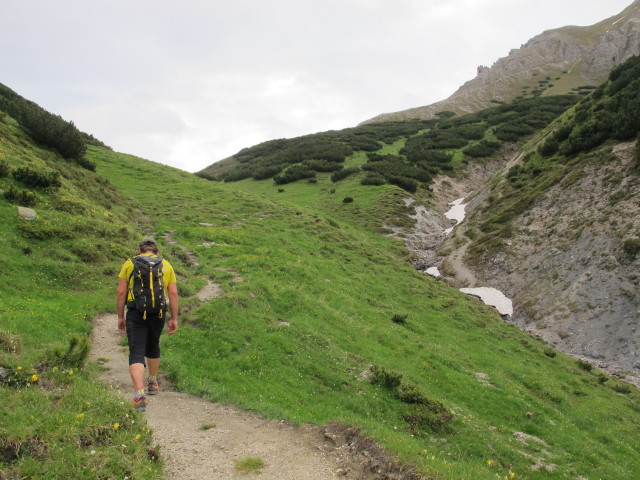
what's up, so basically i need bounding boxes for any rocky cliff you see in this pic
[364,0,640,123]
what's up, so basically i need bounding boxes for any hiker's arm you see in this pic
[167,282,179,334]
[116,278,128,334]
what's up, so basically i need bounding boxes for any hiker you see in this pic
[116,238,179,410]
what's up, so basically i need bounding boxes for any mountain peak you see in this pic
[363,1,640,124]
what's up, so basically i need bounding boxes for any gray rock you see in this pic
[17,206,37,220]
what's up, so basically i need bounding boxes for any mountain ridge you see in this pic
[363,0,640,124]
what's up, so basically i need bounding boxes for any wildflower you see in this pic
[16,366,23,371]
[509,471,516,479]
[133,434,142,441]
[113,423,120,430]
[68,369,74,376]
[76,413,85,419]
[31,374,39,382]
[487,460,494,467]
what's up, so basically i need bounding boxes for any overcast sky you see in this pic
[1,0,634,172]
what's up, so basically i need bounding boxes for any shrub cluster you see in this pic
[361,157,429,192]
[388,175,418,193]
[462,140,501,158]
[210,92,578,195]
[42,334,90,370]
[0,84,87,161]
[12,165,61,188]
[0,157,9,177]
[370,365,403,388]
[539,55,640,158]
[214,119,436,182]
[360,173,386,186]
[273,165,316,185]
[369,365,454,434]
[330,166,360,183]
[391,313,408,324]
[301,159,344,172]
[398,382,455,434]
[4,185,37,206]
[623,238,640,259]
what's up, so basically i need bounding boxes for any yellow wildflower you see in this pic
[76,413,85,419]
[31,374,39,382]
[16,366,23,371]
[133,434,142,441]
[68,369,74,376]
[487,459,494,467]
[113,423,120,430]
[509,471,516,478]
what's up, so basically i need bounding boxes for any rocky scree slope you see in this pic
[392,139,639,385]
[387,50,640,385]
[365,0,640,123]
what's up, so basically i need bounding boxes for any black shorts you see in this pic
[126,308,166,365]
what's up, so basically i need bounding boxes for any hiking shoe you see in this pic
[147,380,159,395]
[132,395,147,411]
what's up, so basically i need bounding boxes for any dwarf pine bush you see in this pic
[370,365,403,389]
[4,185,37,206]
[12,165,61,188]
[0,157,9,177]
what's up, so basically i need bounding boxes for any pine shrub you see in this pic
[360,173,386,186]
[369,365,402,389]
[12,165,61,188]
[4,185,37,206]
[330,167,360,183]
[0,158,9,177]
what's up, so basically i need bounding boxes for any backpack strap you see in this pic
[127,256,136,306]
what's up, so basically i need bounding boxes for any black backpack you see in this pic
[128,255,167,319]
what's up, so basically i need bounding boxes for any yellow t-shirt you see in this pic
[118,253,177,302]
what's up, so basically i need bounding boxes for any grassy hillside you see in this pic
[198,96,579,197]
[1,77,639,480]
[0,111,168,478]
[91,148,639,479]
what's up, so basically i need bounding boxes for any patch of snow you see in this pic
[460,287,513,316]
[426,267,441,277]
[444,197,468,234]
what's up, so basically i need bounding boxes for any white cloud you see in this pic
[0,0,634,171]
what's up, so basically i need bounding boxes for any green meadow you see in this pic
[1,102,639,479]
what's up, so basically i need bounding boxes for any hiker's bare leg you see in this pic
[147,357,160,379]
[130,363,145,391]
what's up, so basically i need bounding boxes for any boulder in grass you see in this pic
[17,206,36,220]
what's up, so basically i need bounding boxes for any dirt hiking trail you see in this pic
[90,304,346,479]
[90,277,421,480]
